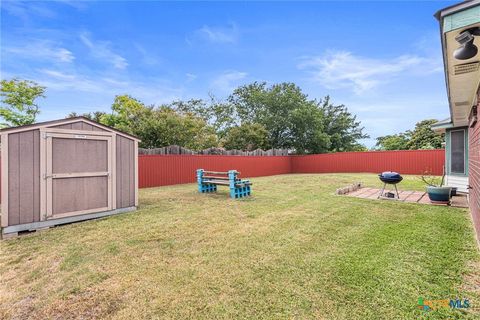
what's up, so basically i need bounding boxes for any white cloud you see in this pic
[37,69,76,80]
[1,1,57,21]
[298,51,442,95]
[36,69,104,92]
[338,96,449,148]
[34,68,182,105]
[79,32,128,69]
[210,70,247,93]
[186,73,197,82]
[191,23,239,44]
[134,43,160,66]
[5,40,75,63]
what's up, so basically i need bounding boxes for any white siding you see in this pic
[445,175,469,193]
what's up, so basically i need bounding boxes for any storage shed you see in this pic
[0,117,139,237]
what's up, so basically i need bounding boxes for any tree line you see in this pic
[1,78,370,153]
[0,78,443,153]
[374,119,444,150]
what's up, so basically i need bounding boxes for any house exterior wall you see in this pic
[445,175,469,193]
[469,89,480,243]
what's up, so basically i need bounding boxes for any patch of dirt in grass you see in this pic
[460,260,480,316]
[6,295,35,320]
[462,261,480,293]
[35,287,122,320]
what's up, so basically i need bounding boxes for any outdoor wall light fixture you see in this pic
[454,27,480,60]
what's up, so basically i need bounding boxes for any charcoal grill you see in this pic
[378,171,403,199]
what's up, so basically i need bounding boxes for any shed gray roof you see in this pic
[0,116,140,141]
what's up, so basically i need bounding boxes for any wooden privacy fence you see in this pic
[138,149,445,188]
[139,145,289,156]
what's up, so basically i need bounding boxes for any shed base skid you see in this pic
[1,206,136,239]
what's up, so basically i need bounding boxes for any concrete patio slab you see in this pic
[344,187,468,208]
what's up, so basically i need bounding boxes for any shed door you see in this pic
[43,132,112,219]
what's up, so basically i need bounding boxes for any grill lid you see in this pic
[379,171,403,184]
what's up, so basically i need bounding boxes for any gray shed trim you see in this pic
[0,116,141,141]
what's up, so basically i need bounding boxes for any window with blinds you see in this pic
[450,130,465,174]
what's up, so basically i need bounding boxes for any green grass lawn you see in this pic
[1,173,479,319]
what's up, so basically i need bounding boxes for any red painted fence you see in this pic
[291,149,445,176]
[138,155,291,188]
[138,150,445,188]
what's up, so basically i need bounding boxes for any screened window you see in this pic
[450,130,465,174]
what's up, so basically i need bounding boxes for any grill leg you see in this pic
[378,183,386,199]
[394,184,400,199]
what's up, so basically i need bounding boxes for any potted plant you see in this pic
[420,170,452,203]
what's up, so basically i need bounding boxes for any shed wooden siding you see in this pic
[51,121,107,132]
[52,138,108,173]
[51,137,110,215]
[116,135,135,208]
[52,176,108,215]
[8,129,40,225]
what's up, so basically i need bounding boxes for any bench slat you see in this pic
[203,176,230,180]
[203,171,230,175]
[203,180,252,187]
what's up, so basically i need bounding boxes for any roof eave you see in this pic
[434,0,480,21]
[0,116,141,141]
[433,0,480,125]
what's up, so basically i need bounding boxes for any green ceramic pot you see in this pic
[426,186,452,202]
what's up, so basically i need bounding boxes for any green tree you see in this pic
[229,82,308,148]
[85,95,219,149]
[407,119,444,150]
[319,96,369,152]
[67,111,106,122]
[74,83,368,153]
[290,101,330,154]
[170,95,235,138]
[0,78,45,127]
[227,82,368,153]
[100,95,148,134]
[223,123,269,151]
[375,119,444,151]
[137,106,218,150]
[375,133,411,151]
[350,144,369,152]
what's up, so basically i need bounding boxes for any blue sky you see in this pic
[1,0,455,147]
